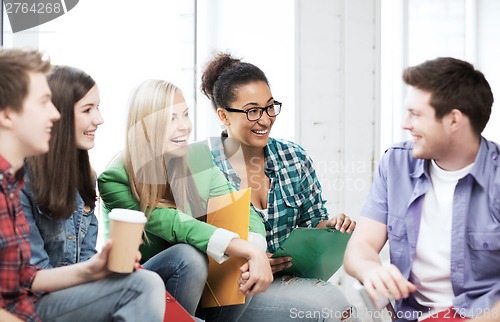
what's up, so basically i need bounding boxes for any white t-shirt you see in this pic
[410,160,473,320]
[255,207,269,221]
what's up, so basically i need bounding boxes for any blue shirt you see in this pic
[20,182,98,268]
[362,138,500,318]
[210,137,329,253]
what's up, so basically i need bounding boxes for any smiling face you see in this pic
[10,72,61,159]
[162,91,192,157]
[74,85,103,150]
[221,81,276,149]
[402,87,452,160]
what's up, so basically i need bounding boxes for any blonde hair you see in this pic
[124,79,194,217]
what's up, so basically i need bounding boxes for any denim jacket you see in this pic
[20,181,98,268]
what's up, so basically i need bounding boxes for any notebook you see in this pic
[271,227,351,281]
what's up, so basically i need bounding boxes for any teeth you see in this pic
[84,131,95,136]
[172,137,186,143]
[253,129,268,134]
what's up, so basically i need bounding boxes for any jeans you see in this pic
[35,269,165,322]
[202,275,358,322]
[142,243,208,315]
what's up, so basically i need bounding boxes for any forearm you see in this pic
[248,232,267,251]
[343,239,384,282]
[0,309,24,322]
[343,217,388,282]
[31,261,90,292]
[225,238,264,259]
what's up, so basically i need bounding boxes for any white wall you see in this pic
[382,0,500,146]
[477,0,500,142]
[5,0,197,176]
[195,0,296,142]
[296,0,381,311]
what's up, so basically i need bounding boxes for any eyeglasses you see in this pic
[224,101,282,121]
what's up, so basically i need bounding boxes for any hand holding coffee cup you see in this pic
[107,208,147,273]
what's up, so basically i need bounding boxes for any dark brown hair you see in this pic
[201,52,269,111]
[26,66,97,219]
[403,57,493,135]
[0,48,51,112]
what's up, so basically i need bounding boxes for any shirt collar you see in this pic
[0,154,24,186]
[402,141,429,180]
[469,137,498,189]
[407,137,494,188]
[263,140,281,172]
[209,136,241,186]
[210,136,282,181]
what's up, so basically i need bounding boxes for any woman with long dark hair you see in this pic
[21,65,103,268]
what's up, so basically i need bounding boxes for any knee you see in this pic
[178,244,208,280]
[132,270,166,318]
[145,244,208,283]
[279,278,353,312]
[135,269,166,298]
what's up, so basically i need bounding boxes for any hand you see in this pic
[238,262,250,286]
[134,250,142,270]
[361,263,416,302]
[238,248,273,296]
[317,213,356,233]
[82,241,113,281]
[267,252,292,274]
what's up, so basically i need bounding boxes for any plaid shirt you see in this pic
[209,137,329,253]
[0,155,41,322]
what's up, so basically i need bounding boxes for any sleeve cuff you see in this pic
[248,232,267,252]
[207,228,239,264]
[22,264,41,290]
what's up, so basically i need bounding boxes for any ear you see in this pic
[0,108,16,129]
[217,108,231,126]
[448,109,463,131]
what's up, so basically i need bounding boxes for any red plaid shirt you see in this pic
[0,155,42,322]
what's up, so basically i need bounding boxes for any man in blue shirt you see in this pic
[344,57,500,321]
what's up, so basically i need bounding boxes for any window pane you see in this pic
[35,0,196,175]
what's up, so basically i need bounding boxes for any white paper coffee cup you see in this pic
[107,208,147,273]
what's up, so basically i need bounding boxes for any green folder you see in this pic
[271,227,351,281]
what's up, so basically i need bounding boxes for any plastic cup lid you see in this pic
[108,208,147,223]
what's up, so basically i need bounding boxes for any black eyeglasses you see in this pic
[224,101,282,121]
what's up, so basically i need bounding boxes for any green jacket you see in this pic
[98,141,266,262]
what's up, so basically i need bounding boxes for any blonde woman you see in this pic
[98,80,272,319]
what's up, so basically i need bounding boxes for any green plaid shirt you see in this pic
[209,137,329,253]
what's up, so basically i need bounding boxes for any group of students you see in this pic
[1,46,500,322]
[0,47,356,322]
[0,49,165,322]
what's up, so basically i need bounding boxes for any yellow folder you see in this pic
[200,188,251,308]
